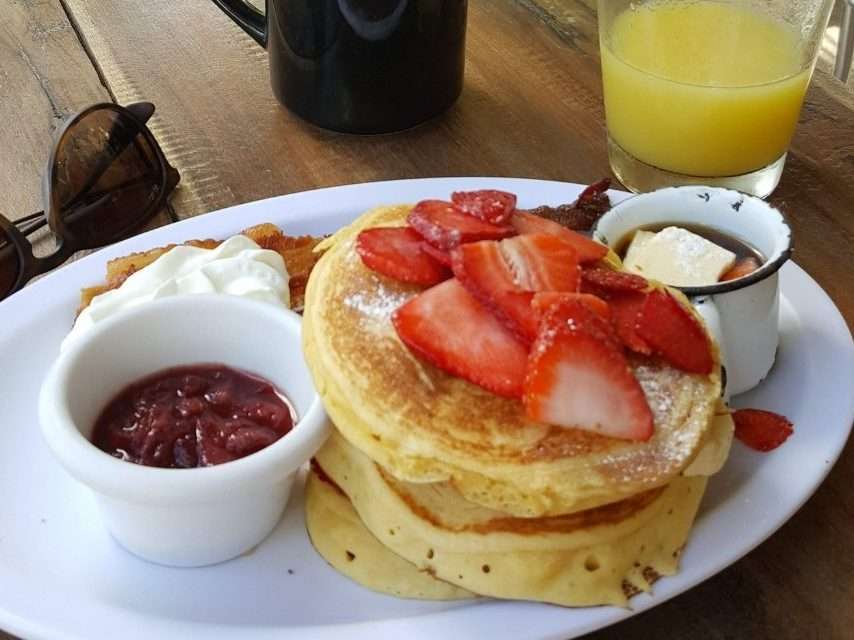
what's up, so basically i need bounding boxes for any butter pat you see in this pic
[622,226,736,286]
[622,230,656,268]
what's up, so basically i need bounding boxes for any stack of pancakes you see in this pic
[302,205,732,606]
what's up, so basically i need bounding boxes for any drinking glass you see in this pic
[598,0,835,197]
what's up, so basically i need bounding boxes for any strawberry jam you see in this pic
[91,364,295,468]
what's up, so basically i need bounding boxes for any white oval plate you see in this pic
[1,178,852,640]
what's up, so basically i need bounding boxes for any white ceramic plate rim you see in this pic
[1,178,852,640]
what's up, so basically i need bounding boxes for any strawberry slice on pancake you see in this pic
[581,267,648,293]
[408,200,515,250]
[636,290,714,374]
[511,211,608,264]
[392,279,528,398]
[524,301,654,441]
[356,227,451,285]
[499,233,580,292]
[451,189,517,225]
[531,292,610,322]
[451,241,538,344]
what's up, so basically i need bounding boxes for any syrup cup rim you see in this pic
[593,185,792,296]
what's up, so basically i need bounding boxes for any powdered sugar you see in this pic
[657,227,708,280]
[623,226,735,286]
[634,364,676,418]
[344,282,410,323]
[593,363,710,483]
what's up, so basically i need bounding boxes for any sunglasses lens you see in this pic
[0,226,22,299]
[51,108,164,246]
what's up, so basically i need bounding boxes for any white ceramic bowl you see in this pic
[39,295,330,567]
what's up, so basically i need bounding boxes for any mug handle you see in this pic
[210,0,267,47]
[691,296,730,401]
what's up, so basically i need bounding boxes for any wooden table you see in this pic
[2,1,853,638]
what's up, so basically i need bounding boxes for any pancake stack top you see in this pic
[302,191,731,607]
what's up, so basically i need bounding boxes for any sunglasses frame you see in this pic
[1,102,179,300]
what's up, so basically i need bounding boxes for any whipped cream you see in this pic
[62,235,290,351]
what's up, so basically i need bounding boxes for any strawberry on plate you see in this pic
[732,408,793,452]
[636,290,714,374]
[524,301,654,441]
[452,241,538,344]
[392,279,528,398]
[356,227,451,285]
[511,211,608,264]
[500,233,580,292]
[451,190,517,225]
[408,200,515,250]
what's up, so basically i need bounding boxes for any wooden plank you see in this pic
[0,0,110,219]
[0,0,171,262]
[60,0,615,221]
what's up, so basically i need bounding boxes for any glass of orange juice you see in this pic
[598,0,834,197]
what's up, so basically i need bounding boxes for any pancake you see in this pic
[314,431,708,607]
[305,467,475,601]
[684,402,734,477]
[302,205,721,517]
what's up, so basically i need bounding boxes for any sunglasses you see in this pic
[0,102,180,301]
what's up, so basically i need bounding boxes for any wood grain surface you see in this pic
[0,0,171,257]
[1,0,853,638]
[0,0,107,219]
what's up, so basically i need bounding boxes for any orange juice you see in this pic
[601,1,810,177]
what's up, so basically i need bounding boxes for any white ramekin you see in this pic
[39,294,329,567]
[593,186,791,397]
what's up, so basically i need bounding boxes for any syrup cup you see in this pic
[39,294,330,567]
[593,186,792,396]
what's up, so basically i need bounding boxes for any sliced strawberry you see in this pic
[356,227,450,285]
[392,279,528,397]
[606,292,652,354]
[581,267,648,293]
[420,242,452,268]
[451,190,517,224]
[537,296,622,353]
[721,257,761,282]
[636,290,714,374]
[492,291,538,344]
[499,233,580,292]
[511,211,608,264]
[732,408,793,452]
[452,241,539,343]
[408,200,515,250]
[524,308,654,441]
[579,273,650,353]
[532,292,610,321]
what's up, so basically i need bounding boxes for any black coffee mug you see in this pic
[211,0,468,134]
